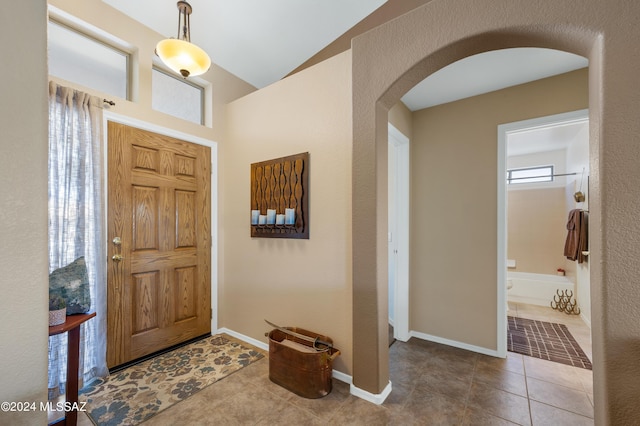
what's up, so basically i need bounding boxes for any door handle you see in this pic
[112,254,123,262]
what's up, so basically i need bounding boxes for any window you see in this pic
[507,165,554,184]
[48,20,129,100]
[152,67,205,125]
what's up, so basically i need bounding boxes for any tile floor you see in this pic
[75,302,593,425]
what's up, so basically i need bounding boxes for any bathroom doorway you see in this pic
[498,108,593,360]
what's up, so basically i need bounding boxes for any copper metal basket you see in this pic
[267,327,340,399]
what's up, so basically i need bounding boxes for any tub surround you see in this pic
[508,271,575,308]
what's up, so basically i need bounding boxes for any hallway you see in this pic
[76,303,593,425]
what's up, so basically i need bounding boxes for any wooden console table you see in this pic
[48,312,96,426]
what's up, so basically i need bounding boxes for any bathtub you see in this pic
[507,271,575,307]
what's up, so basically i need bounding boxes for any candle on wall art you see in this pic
[266,209,276,224]
[251,210,260,225]
[250,152,308,239]
[285,208,295,225]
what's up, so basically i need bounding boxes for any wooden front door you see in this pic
[107,121,211,368]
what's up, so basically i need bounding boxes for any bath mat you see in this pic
[80,334,265,425]
[507,316,592,370]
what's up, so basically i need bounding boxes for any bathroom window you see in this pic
[507,165,554,184]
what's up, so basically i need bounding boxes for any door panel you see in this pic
[107,121,211,368]
[132,271,160,334]
[175,266,197,321]
[176,190,196,247]
[132,185,159,250]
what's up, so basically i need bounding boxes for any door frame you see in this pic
[497,108,589,357]
[388,123,410,342]
[103,112,219,332]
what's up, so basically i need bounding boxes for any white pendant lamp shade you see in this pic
[156,1,211,78]
[156,38,211,78]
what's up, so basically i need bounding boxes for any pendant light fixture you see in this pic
[156,1,211,78]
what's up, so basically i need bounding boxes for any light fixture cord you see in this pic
[176,5,181,40]
[181,8,190,42]
[176,2,191,42]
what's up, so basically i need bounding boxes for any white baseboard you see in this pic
[217,327,268,351]
[350,381,392,405]
[220,327,394,404]
[410,330,501,357]
[217,327,354,386]
[332,369,352,385]
[218,328,506,404]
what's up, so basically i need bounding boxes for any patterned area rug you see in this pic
[80,334,264,425]
[507,316,592,370]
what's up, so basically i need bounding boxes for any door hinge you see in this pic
[210,308,213,319]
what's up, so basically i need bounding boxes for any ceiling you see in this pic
[507,119,588,157]
[103,0,386,89]
[103,0,588,112]
[401,48,588,111]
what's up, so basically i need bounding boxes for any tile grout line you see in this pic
[516,304,535,426]
[461,355,478,422]
[523,357,534,426]
[517,302,595,422]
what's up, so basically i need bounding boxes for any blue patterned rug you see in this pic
[80,334,264,425]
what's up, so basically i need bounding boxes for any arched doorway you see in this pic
[349,1,640,424]
[395,48,589,360]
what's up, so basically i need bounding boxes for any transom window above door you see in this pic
[151,67,205,125]
[48,19,130,100]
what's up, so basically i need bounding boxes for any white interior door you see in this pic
[388,123,410,341]
[388,142,397,326]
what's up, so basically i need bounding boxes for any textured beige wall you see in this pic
[410,70,587,348]
[352,1,640,423]
[507,188,568,274]
[223,52,353,374]
[0,2,49,425]
[388,102,413,139]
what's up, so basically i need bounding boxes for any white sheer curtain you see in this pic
[48,82,108,398]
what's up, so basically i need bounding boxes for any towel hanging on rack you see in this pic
[564,209,588,263]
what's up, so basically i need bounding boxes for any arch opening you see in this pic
[351,0,603,409]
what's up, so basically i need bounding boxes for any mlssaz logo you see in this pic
[41,401,87,412]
